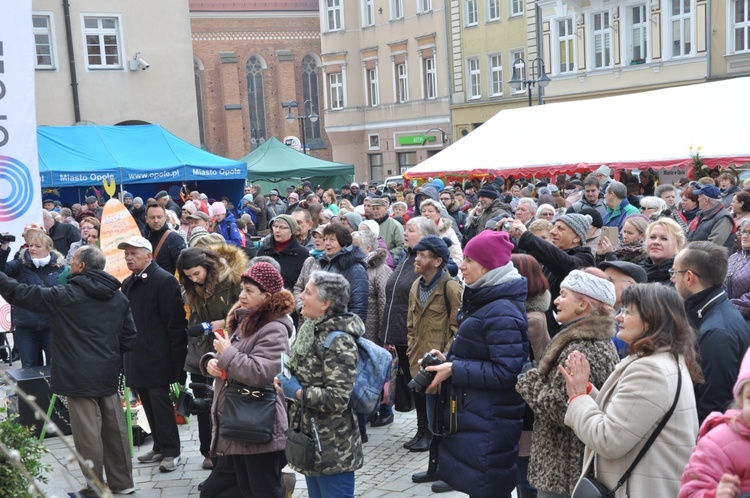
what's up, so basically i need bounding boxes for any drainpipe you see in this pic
[536,4,545,105]
[706,0,711,80]
[62,0,81,122]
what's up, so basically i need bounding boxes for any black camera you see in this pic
[0,233,16,244]
[408,352,443,393]
[175,382,214,416]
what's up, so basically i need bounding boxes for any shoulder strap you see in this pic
[608,355,682,496]
[153,230,171,260]
[443,280,451,316]
[323,330,351,349]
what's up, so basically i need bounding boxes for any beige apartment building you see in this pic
[32,0,199,144]
[319,0,451,182]
[450,0,750,144]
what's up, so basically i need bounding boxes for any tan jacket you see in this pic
[565,351,698,498]
[406,271,462,378]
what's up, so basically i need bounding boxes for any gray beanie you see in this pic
[343,212,363,229]
[272,214,298,234]
[560,270,616,307]
[557,213,591,245]
[133,197,144,205]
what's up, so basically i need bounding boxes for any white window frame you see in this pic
[397,62,409,102]
[670,0,694,57]
[556,18,576,74]
[487,0,501,21]
[329,72,344,110]
[627,4,649,62]
[467,57,481,99]
[326,0,343,32]
[363,0,375,26]
[510,49,526,94]
[733,0,750,52]
[510,0,524,17]
[392,0,404,20]
[424,56,438,99]
[419,0,433,14]
[368,67,380,106]
[81,14,123,70]
[466,0,478,26]
[32,12,57,70]
[488,53,503,96]
[591,11,613,69]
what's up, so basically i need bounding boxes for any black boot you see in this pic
[403,406,428,449]
[409,428,432,452]
[412,435,441,482]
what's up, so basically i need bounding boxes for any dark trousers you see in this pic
[139,385,181,458]
[191,373,213,456]
[14,325,51,368]
[231,450,286,498]
[200,455,242,498]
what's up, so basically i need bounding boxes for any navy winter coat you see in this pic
[437,275,529,498]
[0,248,65,329]
[318,245,369,323]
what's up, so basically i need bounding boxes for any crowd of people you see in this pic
[1,167,750,497]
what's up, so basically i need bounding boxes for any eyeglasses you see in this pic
[272,225,291,231]
[617,308,637,318]
[640,206,653,212]
[741,230,750,237]
[668,268,701,278]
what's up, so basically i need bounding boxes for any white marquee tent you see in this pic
[404,77,750,181]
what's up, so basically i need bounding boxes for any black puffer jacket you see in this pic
[318,245,369,323]
[257,237,310,291]
[0,269,136,397]
[381,249,419,346]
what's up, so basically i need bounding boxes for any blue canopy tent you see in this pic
[37,124,247,205]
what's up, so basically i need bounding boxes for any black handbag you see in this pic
[285,398,319,470]
[218,382,276,444]
[394,364,415,412]
[572,357,682,498]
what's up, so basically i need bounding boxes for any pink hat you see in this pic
[733,347,750,404]
[210,201,226,216]
[182,202,197,215]
[289,193,299,201]
[463,230,514,271]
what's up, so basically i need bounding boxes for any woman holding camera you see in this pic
[516,268,619,498]
[0,230,64,368]
[422,230,529,498]
[176,245,247,470]
[275,271,364,498]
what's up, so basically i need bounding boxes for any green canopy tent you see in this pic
[243,137,355,193]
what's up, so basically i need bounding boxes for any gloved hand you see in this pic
[277,374,302,400]
[187,322,212,337]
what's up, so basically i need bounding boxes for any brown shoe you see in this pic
[202,456,213,470]
[281,472,296,498]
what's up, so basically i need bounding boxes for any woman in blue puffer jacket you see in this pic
[424,229,529,498]
[318,223,368,323]
[0,230,65,367]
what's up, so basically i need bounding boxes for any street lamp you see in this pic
[283,99,318,154]
[508,57,551,107]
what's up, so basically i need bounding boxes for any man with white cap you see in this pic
[512,213,596,336]
[592,164,612,192]
[370,197,405,259]
[346,182,365,207]
[119,236,188,473]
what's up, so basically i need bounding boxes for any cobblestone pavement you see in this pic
[1,361,479,497]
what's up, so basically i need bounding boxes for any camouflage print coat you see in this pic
[288,312,365,476]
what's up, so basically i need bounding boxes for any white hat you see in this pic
[117,236,153,252]
[593,164,612,177]
[560,270,616,307]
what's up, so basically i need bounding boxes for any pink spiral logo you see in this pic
[0,303,10,331]
[0,155,34,222]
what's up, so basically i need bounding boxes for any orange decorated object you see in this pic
[100,199,143,281]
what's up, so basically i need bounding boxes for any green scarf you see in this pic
[289,316,325,371]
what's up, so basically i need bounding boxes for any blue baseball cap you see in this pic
[693,185,721,199]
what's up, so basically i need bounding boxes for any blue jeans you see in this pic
[14,325,51,368]
[305,471,354,498]
[517,455,536,493]
[426,393,436,428]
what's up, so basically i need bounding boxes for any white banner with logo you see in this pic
[0,4,41,333]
